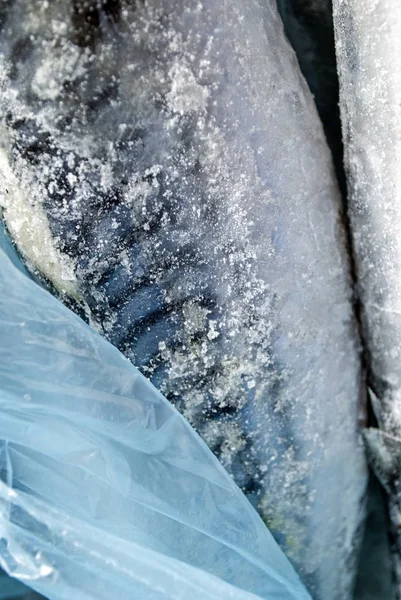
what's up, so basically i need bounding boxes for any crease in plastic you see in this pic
[0,224,310,600]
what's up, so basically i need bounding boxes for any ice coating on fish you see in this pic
[333,0,401,592]
[0,1,367,597]
[276,0,346,196]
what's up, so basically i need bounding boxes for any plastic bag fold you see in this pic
[0,224,310,599]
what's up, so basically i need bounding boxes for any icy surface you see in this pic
[333,0,401,590]
[0,1,367,597]
[0,149,77,296]
[0,225,310,600]
[276,0,345,195]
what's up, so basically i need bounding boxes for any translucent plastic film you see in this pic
[0,566,44,599]
[0,225,310,599]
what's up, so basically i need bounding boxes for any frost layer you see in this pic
[333,0,401,592]
[0,1,367,597]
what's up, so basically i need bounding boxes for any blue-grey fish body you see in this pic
[0,1,367,597]
[276,0,345,195]
[333,1,401,593]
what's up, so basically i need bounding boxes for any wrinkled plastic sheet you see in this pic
[0,224,310,599]
[0,566,43,599]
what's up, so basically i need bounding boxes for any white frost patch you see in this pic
[0,149,77,296]
[167,63,209,115]
[207,320,220,340]
[31,40,84,101]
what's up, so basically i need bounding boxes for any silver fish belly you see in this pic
[0,1,367,597]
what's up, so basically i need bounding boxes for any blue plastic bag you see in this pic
[0,224,310,599]
[0,567,44,599]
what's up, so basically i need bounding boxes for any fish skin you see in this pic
[0,1,367,597]
[363,427,401,594]
[353,474,395,600]
[333,1,401,595]
[276,0,346,198]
